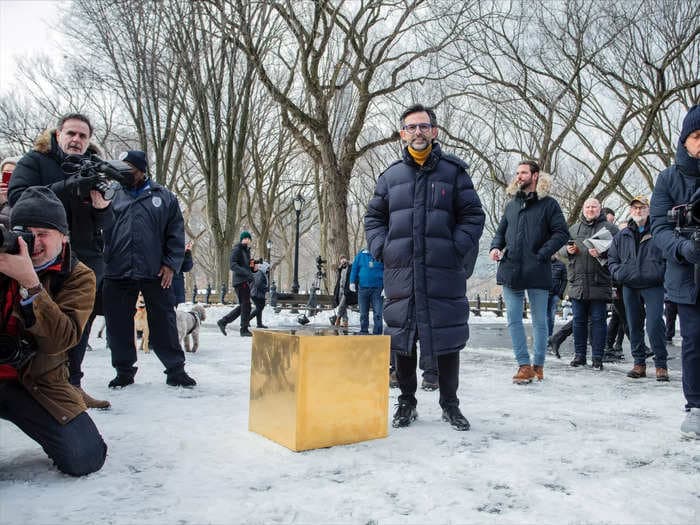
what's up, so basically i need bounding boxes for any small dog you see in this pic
[177,304,206,352]
[134,293,150,352]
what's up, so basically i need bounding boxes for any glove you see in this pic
[680,240,700,264]
[349,283,357,292]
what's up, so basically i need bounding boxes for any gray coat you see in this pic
[364,143,485,359]
[562,215,618,301]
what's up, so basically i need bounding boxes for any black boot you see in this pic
[166,370,197,387]
[217,319,228,336]
[108,374,135,388]
[570,355,586,367]
[392,401,418,428]
[442,405,470,431]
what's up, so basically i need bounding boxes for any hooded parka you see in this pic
[364,143,485,360]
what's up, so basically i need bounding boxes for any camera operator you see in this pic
[9,113,112,409]
[650,105,700,439]
[0,187,107,476]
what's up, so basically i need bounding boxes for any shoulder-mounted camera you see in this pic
[61,154,133,201]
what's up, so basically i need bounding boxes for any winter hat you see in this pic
[119,150,148,173]
[1,156,20,172]
[679,105,700,145]
[240,230,252,241]
[11,187,68,234]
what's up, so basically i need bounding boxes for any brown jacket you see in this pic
[6,245,96,423]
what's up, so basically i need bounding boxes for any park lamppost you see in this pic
[266,239,272,261]
[292,194,304,293]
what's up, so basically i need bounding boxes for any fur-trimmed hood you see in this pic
[33,128,102,157]
[505,172,552,198]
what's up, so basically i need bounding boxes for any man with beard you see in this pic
[490,163,569,383]
[650,105,700,438]
[608,196,668,381]
[9,114,112,409]
[365,104,485,431]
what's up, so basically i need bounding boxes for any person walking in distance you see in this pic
[217,231,254,337]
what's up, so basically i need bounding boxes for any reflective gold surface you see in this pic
[249,329,390,451]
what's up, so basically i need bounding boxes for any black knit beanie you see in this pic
[10,187,69,234]
[680,105,700,145]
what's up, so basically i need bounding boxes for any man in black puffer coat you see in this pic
[217,231,255,337]
[365,104,485,432]
[9,113,113,409]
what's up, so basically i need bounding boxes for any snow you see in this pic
[1,305,698,525]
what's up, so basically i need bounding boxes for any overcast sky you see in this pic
[0,0,66,94]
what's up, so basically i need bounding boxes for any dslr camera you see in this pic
[668,199,700,284]
[0,334,36,370]
[0,225,35,255]
[61,154,132,201]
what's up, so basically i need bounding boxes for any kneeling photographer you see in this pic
[650,105,700,439]
[0,187,107,476]
[9,113,118,409]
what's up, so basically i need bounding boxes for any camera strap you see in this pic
[1,280,20,335]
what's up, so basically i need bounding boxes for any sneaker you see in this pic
[166,371,197,387]
[570,355,586,367]
[533,365,544,381]
[680,408,700,439]
[655,367,670,382]
[591,359,604,371]
[76,386,111,409]
[421,378,439,391]
[442,405,470,431]
[217,319,227,336]
[240,329,253,337]
[512,364,535,384]
[389,370,399,389]
[626,364,646,378]
[108,374,134,389]
[392,401,418,428]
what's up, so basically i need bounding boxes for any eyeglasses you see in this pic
[631,205,648,210]
[401,123,433,134]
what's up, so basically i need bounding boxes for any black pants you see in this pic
[396,346,460,409]
[664,300,678,340]
[103,278,185,377]
[0,381,107,476]
[249,297,266,327]
[67,266,104,387]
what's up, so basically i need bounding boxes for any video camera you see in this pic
[61,154,132,201]
[668,199,700,284]
[0,225,35,255]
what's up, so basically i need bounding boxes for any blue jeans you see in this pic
[547,294,560,336]
[622,285,667,367]
[503,287,549,367]
[357,287,384,334]
[0,382,107,476]
[678,301,700,410]
[571,299,607,360]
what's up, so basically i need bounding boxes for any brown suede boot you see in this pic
[77,386,111,409]
[533,365,544,381]
[512,365,535,384]
[655,368,669,382]
[626,364,646,379]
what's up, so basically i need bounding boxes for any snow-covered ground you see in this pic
[1,305,697,525]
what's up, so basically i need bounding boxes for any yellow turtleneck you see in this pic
[408,144,432,166]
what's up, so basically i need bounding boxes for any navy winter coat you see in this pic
[607,220,665,289]
[650,139,700,304]
[103,181,184,279]
[364,143,485,359]
[490,179,569,291]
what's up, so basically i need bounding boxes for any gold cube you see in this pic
[249,328,390,451]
